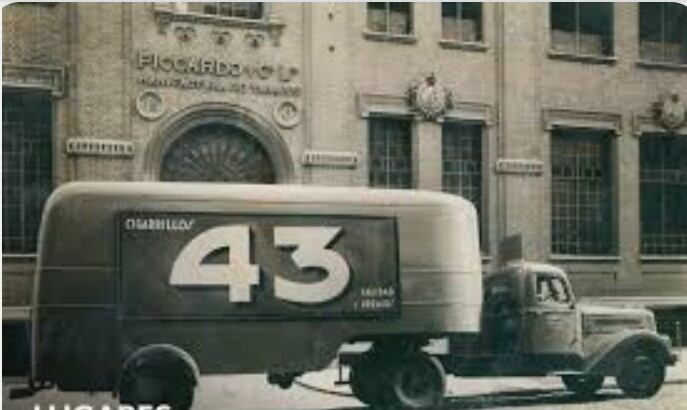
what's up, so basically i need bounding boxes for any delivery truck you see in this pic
[6,182,677,410]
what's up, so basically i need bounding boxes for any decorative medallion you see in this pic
[273,101,301,129]
[653,91,687,131]
[174,25,197,43]
[135,90,165,120]
[406,73,453,121]
[245,31,266,49]
[212,30,233,46]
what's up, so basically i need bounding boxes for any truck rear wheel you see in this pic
[616,352,665,398]
[561,374,604,397]
[387,353,445,409]
[119,346,197,410]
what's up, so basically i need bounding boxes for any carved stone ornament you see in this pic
[135,90,166,120]
[406,73,453,121]
[653,91,687,131]
[174,25,197,42]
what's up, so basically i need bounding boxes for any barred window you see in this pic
[551,2,614,56]
[369,118,412,189]
[186,2,263,19]
[639,3,687,64]
[2,91,53,254]
[640,135,687,255]
[367,3,413,35]
[441,3,483,43]
[551,129,612,255]
[442,122,482,216]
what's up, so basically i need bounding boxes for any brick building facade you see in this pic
[3,2,687,331]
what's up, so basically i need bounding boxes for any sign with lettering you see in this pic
[495,159,544,175]
[134,50,302,97]
[119,212,400,319]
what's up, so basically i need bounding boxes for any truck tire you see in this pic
[387,353,445,409]
[561,374,604,397]
[119,370,194,410]
[616,352,665,398]
[350,359,386,406]
[119,347,197,410]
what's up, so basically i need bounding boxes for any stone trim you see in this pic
[144,102,295,183]
[636,60,687,72]
[357,93,411,118]
[358,93,493,125]
[547,50,618,65]
[438,40,488,52]
[631,113,687,137]
[362,30,417,45]
[152,3,285,45]
[542,108,623,136]
[2,64,66,97]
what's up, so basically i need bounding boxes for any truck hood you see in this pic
[579,304,656,334]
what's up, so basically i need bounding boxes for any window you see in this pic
[639,3,687,64]
[640,135,687,255]
[551,129,612,255]
[441,3,482,43]
[367,3,412,35]
[186,2,263,19]
[369,118,412,189]
[551,3,613,56]
[442,121,483,219]
[2,91,53,254]
[535,274,572,305]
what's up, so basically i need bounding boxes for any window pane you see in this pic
[367,2,388,32]
[389,3,411,35]
[551,3,577,53]
[2,91,53,254]
[665,3,687,63]
[551,129,612,255]
[442,122,484,250]
[187,2,263,19]
[461,3,482,42]
[640,135,687,255]
[369,118,412,189]
[579,3,613,55]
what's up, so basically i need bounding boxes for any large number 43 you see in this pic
[169,226,351,304]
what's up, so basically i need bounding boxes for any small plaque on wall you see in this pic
[495,158,544,175]
[66,138,135,158]
[302,150,359,168]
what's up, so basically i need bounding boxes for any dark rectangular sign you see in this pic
[119,212,400,319]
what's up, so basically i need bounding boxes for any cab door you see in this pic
[523,271,580,359]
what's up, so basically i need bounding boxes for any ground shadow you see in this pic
[441,387,624,410]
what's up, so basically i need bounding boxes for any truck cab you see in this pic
[449,260,677,399]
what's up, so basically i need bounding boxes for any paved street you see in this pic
[4,355,686,410]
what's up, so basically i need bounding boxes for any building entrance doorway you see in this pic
[160,123,276,183]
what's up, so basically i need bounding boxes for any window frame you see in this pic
[367,116,414,190]
[639,133,687,256]
[363,2,417,44]
[439,2,486,50]
[548,2,616,64]
[550,128,615,256]
[638,2,687,67]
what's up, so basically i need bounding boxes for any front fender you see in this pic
[583,330,672,375]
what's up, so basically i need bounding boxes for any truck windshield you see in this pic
[535,274,571,305]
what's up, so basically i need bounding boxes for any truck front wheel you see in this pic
[616,352,665,398]
[349,358,386,406]
[561,374,604,397]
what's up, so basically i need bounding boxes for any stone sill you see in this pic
[362,30,417,45]
[438,40,488,52]
[636,60,687,72]
[640,255,687,263]
[549,254,621,263]
[547,50,617,65]
[2,253,37,262]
